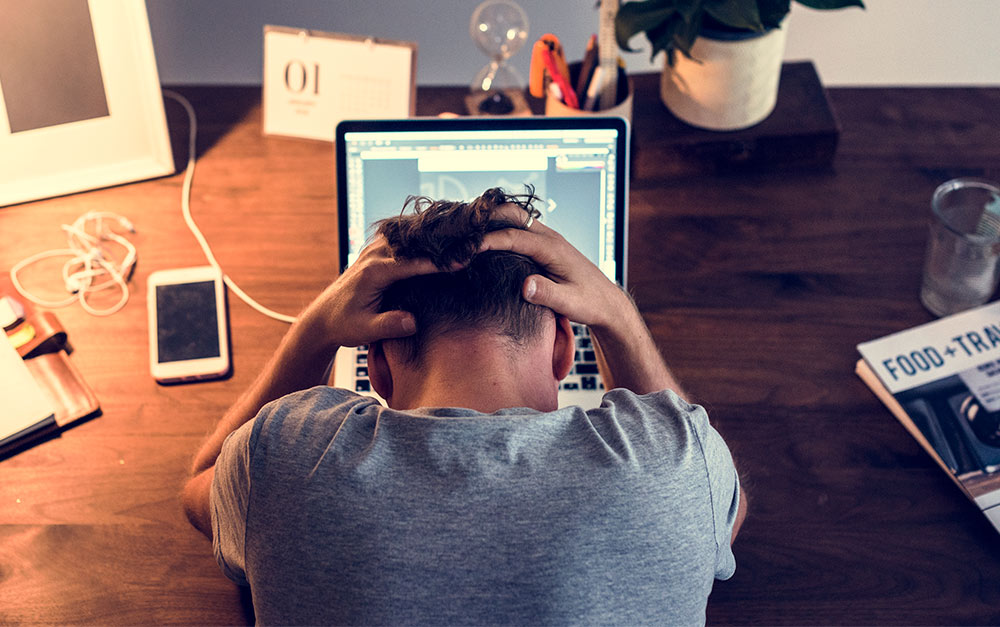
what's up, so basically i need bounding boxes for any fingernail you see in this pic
[524,278,536,300]
[402,316,416,334]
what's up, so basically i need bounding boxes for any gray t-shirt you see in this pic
[211,386,740,626]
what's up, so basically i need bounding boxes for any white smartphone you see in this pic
[147,266,230,383]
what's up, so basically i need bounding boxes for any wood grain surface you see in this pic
[1,77,999,625]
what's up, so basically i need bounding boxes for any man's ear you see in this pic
[367,341,393,401]
[552,314,575,381]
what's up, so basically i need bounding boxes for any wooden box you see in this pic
[629,61,840,178]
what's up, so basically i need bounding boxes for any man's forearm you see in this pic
[181,321,334,541]
[589,293,685,398]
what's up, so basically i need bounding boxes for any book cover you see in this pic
[857,301,1000,534]
[0,288,100,458]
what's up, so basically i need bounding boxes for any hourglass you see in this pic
[467,0,530,115]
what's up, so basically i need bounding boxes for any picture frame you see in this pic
[0,0,173,207]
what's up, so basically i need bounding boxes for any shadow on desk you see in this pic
[162,86,259,175]
[239,586,255,624]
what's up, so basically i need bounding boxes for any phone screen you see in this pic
[155,280,221,363]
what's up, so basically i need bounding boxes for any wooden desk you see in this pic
[2,75,999,625]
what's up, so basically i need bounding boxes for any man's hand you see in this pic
[480,205,631,329]
[199,234,443,470]
[300,235,443,350]
[480,203,684,398]
[183,235,445,537]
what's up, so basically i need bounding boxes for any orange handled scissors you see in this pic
[528,34,578,108]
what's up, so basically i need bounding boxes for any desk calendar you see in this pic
[263,26,417,142]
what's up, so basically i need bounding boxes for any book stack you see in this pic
[1,290,99,458]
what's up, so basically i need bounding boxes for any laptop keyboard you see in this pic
[353,346,372,392]
[349,324,604,394]
[561,323,605,392]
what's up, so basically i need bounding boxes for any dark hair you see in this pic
[376,187,545,363]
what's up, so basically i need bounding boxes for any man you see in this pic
[182,187,746,625]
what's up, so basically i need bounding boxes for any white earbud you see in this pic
[10,211,138,316]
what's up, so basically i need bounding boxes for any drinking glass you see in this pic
[920,178,1000,316]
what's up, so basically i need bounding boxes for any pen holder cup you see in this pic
[545,61,633,123]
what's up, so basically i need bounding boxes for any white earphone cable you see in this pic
[10,211,137,316]
[10,92,298,324]
[163,90,297,324]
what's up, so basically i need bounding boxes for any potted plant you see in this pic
[615,0,864,130]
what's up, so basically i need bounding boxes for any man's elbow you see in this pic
[181,469,215,540]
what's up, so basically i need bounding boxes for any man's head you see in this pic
[375,187,548,364]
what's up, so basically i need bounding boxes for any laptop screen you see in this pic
[335,116,629,286]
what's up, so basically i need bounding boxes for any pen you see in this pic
[583,66,603,111]
[575,34,598,105]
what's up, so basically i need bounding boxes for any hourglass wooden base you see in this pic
[464,88,531,116]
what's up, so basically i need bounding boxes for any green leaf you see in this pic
[672,0,702,20]
[615,0,676,51]
[704,0,763,32]
[672,10,703,57]
[646,13,686,61]
[758,0,792,28]
[795,0,865,9]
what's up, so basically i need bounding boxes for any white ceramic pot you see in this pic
[660,22,788,131]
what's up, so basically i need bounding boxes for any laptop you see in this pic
[332,115,630,409]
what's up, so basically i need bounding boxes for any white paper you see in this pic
[0,334,55,442]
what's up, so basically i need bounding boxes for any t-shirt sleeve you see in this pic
[694,410,740,580]
[210,420,255,586]
[600,389,741,580]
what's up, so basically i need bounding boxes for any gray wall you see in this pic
[146,0,1000,87]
